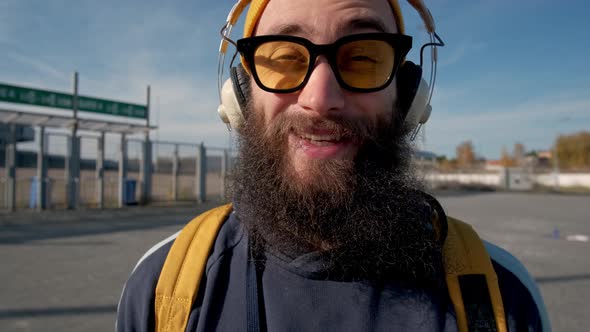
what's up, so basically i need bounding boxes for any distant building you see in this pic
[518,150,553,170]
[485,160,504,172]
[537,150,552,159]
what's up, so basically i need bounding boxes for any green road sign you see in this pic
[0,82,147,119]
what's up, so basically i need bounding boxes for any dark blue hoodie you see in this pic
[117,209,547,331]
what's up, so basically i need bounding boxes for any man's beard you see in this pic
[230,103,443,287]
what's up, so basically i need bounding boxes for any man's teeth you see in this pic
[300,133,342,141]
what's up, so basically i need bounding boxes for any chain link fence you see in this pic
[0,126,238,211]
[177,144,199,201]
[78,135,98,208]
[152,141,175,202]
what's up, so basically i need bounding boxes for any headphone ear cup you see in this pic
[217,65,249,131]
[397,61,431,129]
[405,77,431,128]
[230,64,250,109]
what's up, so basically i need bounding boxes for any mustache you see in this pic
[263,112,377,143]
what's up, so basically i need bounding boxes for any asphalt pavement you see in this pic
[0,192,588,331]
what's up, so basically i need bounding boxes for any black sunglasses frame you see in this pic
[236,33,413,94]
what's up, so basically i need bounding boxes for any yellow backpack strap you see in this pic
[444,217,507,332]
[154,204,233,332]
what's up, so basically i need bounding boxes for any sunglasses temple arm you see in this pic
[419,32,445,67]
[218,23,239,99]
[411,33,444,141]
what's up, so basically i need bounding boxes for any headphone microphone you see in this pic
[217,0,444,139]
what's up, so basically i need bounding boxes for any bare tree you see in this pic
[555,131,590,170]
[513,142,526,166]
[456,141,476,169]
[501,146,516,167]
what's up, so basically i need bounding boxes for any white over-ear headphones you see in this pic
[405,74,434,140]
[217,0,444,139]
[218,75,245,131]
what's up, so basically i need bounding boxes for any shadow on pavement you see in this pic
[429,188,498,198]
[535,274,590,284]
[0,305,117,319]
[0,203,223,245]
[0,216,187,245]
[25,240,114,246]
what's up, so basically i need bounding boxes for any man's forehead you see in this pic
[254,0,398,38]
[266,17,390,37]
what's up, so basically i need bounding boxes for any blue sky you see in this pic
[1,0,589,159]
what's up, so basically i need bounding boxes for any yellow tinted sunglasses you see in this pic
[237,33,412,93]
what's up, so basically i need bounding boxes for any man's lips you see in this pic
[290,130,355,159]
[298,132,345,143]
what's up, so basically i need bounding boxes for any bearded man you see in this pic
[117,0,548,331]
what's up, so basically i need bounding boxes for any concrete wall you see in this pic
[427,172,590,189]
[534,173,590,188]
[425,172,501,186]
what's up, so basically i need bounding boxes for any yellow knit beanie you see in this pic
[243,0,405,38]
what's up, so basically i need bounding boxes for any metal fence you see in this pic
[1,127,233,212]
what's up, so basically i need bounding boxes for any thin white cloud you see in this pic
[436,94,590,125]
[0,1,20,45]
[76,59,226,146]
[422,92,590,157]
[4,52,70,84]
[439,41,487,67]
[430,86,470,108]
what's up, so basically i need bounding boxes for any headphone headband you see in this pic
[219,0,249,54]
[407,0,435,33]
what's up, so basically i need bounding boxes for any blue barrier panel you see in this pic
[29,176,38,208]
[124,179,137,205]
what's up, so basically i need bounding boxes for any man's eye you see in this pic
[275,54,305,61]
[268,45,301,57]
[350,55,378,64]
[271,50,307,63]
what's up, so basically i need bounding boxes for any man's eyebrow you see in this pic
[347,18,389,33]
[267,23,310,36]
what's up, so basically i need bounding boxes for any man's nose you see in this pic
[297,57,345,116]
